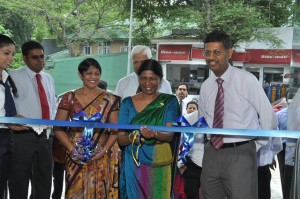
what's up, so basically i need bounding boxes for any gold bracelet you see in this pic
[128,133,133,142]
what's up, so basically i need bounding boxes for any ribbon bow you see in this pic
[176,116,208,164]
[71,111,103,164]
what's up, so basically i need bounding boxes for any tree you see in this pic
[0,23,11,36]
[248,0,294,27]
[3,0,125,57]
[0,6,34,50]
[120,0,294,47]
[0,24,24,69]
[295,0,300,27]
[203,1,283,47]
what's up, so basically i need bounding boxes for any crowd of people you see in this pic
[0,29,298,199]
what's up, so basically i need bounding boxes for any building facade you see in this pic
[152,28,300,100]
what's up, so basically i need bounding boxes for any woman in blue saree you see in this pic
[118,59,179,199]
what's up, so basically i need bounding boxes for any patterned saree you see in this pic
[58,91,120,199]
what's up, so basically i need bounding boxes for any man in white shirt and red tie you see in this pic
[9,41,56,199]
[198,30,277,199]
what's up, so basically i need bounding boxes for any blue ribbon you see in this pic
[0,116,300,138]
[73,111,103,140]
[176,116,208,164]
[71,111,103,164]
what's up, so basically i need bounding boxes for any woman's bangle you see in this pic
[154,131,158,137]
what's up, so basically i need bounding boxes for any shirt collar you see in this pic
[212,65,232,83]
[24,65,42,79]
[2,70,9,83]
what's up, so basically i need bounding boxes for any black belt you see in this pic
[13,128,48,134]
[211,140,252,149]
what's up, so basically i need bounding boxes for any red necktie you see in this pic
[211,78,224,149]
[36,74,50,119]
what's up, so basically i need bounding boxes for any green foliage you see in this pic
[2,0,125,57]
[0,23,12,36]
[0,6,33,50]
[121,0,293,48]
[250,0,295,27]
[9,53,24,70]
[1,0,296,55]
[207,1,281,46]
[294,0,300,27]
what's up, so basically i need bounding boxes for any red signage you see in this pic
[191,48,204,59]
[159,45,292,64]
[231,52,250,62]
[158,45,192,61]
[292,49,300,63]
[247,49,292,64]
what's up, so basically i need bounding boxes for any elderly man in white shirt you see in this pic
[115,45,172,99]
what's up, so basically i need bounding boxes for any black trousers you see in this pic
[258,165,271,199]
[8,130,53,199]
[182,156,202,199]
[283,165,293,199]
[52,162,65,199]
[0,129,14,199]
[277,144,294,199]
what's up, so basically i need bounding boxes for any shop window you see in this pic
[166,64,209,95]
[264,68,283,84]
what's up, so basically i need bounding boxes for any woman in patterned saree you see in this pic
[54,58,120,199]
[118,59,179,199]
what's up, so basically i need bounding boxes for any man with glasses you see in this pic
[198,30,277,199]
[9,41,56,199]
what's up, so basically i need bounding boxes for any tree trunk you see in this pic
[66,42,80,57]
[295,0,300,27]
[204,0,211,30]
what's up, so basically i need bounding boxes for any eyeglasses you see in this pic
[202,49,224,57]
[30,55,45,60]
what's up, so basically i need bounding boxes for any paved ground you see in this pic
[42,168,284,199]
[55,172,284,199]
[271,162,283,199]
[10,161,284,199]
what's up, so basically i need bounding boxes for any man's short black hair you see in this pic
[186,100,198,110]
[176,83,189,92]
[22,40,44,56]
[204,29,232,50]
